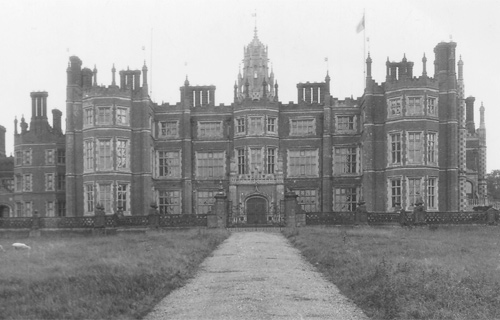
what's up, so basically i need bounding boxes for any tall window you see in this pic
[23,174,32,192]
[158,151,181,178]
[196,152,225,178]
[96,107,112,124]
[334,147,357,174]
[408,132,422,164]
[390,179,402,208]
[97,139,112,170]
[98,183,112,213]
[15,151,22,166]
[250,148,263,173]
[45,149,54,165]
[57,149,65,164]
[116,139,129,170]
[337,116,355,131]
[267,117,276,133]
[57,174,65,191]
[116,107,129,125]
[288,149,318,177]
[25,202,32,217]
[408,178,422,207]
[46,201,55,217]
[388,98,402,117]
[427,97,437,115]
[248,117,263,135]
[117,184,129,212]
[390,133,402,165]
[295,189,318,212]
[23,149,32,166]
[197,191,216,214]
[160,121,178,138]
[16,202,23,217]
[290,119,315,136]
[84,140,94,171]
[85,184,94,214]
[427,178,437,209]
[45,173,55,191]
[407,97,423,115]
[15,175,22,192]
[57,201,66,217]
[84,107,94,126]
[198,121,222,138]
[333,188,357,212]
[158,190,181,214]
[267,148,276,174]
[236,118,245,134]
[427,132,437,163]
[237,149,246,174]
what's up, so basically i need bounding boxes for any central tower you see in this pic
[236,28,276,101]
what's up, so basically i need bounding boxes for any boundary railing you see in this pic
[0,214,208,230]
[305,211,494,226]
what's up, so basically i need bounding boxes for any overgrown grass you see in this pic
[283,226,500,320]
[0,229,229,320]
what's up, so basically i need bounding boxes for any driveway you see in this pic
[144,231,368,320]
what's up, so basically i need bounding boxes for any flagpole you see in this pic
[363,9,366,90]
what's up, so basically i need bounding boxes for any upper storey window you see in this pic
[84,108,94,127]
[97,107,112,125]
[336,115,356,133]
[427,97,438,116]
[236,118,245,134]
[160,121,179,138]
[387,98,402,118]
[248,117,263,135]
[198,121,222,138]
[290,118,315,136]
[288,149,319,177]
[116,107,129,125]
[406,97,423,116]
[23,149,32,166]
[267,117,277,133]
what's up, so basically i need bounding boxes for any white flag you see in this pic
[356,14,365,33]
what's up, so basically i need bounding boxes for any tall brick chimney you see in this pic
[0,125,5,157]
[52,109,62,133]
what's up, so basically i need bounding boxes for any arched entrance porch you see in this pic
[246,196,267,225]
[0,204,11,218]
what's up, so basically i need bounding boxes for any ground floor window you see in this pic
[294,189,318,212]
[158,190,181,214]
[333,187,357,211]
[408,178,422,207]
[116,184,129,212]
[46,201,55,217]
[197,190,216,214]
[98,184,113,213]
[85,184,94,214]
[390,179,402,208]
[15,202,22,217]
[427,177,438,209]
[57,201,66,217]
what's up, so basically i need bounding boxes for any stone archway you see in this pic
[246,196,268,225]
[0,205,11,218]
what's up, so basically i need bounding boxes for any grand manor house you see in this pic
[0,30,488,222]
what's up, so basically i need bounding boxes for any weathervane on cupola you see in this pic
[235,10,277,102]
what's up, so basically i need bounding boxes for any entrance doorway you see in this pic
[0,205,10,218]
[246,197,267,225]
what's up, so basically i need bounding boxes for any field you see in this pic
[0,229,229,320]
[284,226,500,320]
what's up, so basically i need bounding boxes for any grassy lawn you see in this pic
[0,229,229,320]
[284,226,500,320]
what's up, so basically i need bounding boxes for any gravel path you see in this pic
[144,231,368,320]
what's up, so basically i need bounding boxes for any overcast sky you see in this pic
[1,0,499,171]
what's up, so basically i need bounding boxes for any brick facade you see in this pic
[0,33,487,218]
